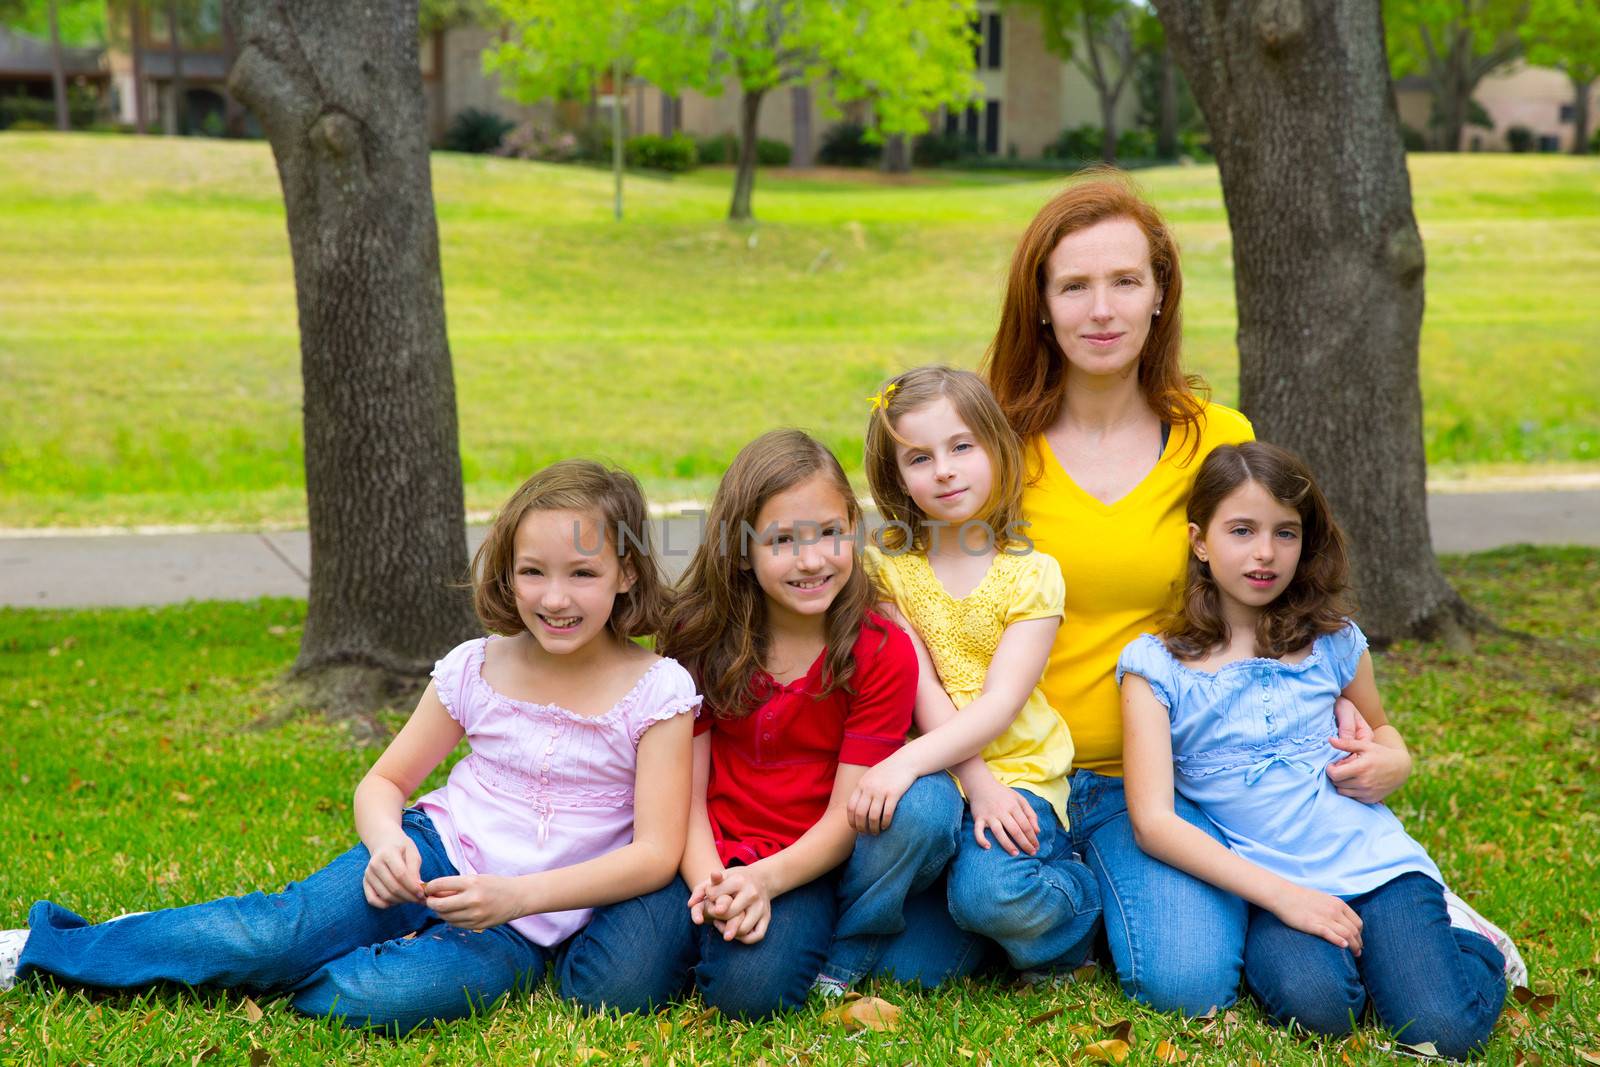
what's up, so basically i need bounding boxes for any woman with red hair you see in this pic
[984,175,1262,1014]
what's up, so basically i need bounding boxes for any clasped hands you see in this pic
[362,833,526,932]
[688,866,774,944]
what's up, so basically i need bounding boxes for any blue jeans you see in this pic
[1244,871,1505,1059]
[559,873,837,1020]
[1068,768,1248,1015]
[825,774,1099,982]
[17,810,551,1033]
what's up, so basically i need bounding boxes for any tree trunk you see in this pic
[790,84,813,168]
[1157,39,1178,158]
[1099,91,1118,163]
[1155,0,1476,643]
[47,0,69,131]
[660,92,678,137]
[130,1,147,134]
[430,29,447,145]
[882,132,909,172]
[1572,75,1593,155]
[1435,63,1466,150]
[223,0,477,711]
[167,1,185,135]
[729,87,765,221]
[222,17,244,136]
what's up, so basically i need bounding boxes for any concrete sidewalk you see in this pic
[2,488,1597,609]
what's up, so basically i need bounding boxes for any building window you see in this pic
[1538,133,1560,152]
[947,100,1002,154]
[971,12,1002,70]
[984,99,1001,154]
[1560,103,1575,123]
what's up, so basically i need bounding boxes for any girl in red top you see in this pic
[560,429,917,1019]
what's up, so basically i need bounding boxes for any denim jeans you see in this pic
[1068,768,1248,1015]
[559,872,837,1020]
[825,773,1100,983]
[1244,871,1505,1059]
[17,810,551,1033]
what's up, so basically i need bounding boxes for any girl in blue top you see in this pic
[1117,442,1510,1059]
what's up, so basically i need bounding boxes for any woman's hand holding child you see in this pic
[1271,880,1364,955]
[1328,697,1411,805]
[688,867,775,944]
[362,832,424,908]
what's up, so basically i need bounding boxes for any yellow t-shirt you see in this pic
[1021,403,1255,776]
[866,545,1076,825]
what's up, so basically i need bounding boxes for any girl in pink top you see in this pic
[6,462,698,1033]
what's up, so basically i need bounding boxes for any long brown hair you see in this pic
[863,365,1026,553]
[983,171,1207,466]
[1164,442,1353,660]
[660,429,880,718]
[471,459,668,640]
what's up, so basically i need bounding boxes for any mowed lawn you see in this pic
[0,547,1596,1064]
[1,133,1597,528]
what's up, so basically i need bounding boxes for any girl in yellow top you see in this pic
[983,175,1410,1015]
[817,365,1100,992]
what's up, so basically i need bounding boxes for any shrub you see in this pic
[5,118,50,132]
[1044,123,1101,161]
[1591,126,1600,153]
[626,132,698,172]
[1506,124,1534,153]
[695,132,737,164]
[756,137,791,166]
[1116,127,1156,160]
[817,123,881,166]
[1179,129,1212,161]
[913,130,967,166]
[0,87,100,131]
[1400,124,1427,151]
[444,108,514,154]
[496,122,581,162]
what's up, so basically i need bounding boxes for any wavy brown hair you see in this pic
[863,365,1026,553]
[982,171,1208,470]
[660,429,881,718]
[1163,442,1353,660]
[471,460,668,640]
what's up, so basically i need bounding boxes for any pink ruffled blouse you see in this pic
[415,637,700,946]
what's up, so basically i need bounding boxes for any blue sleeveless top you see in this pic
[1117,622,1441,898]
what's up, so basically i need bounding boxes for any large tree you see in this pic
[1382,0,1526,150]
[1523,0,1600,154]
[222,0,478,711]
[1155,0,1475,643]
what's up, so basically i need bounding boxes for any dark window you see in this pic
[984,99,1001,154]
[945,109,960,137]
[971,15,983,67]
[964,106,979,145]
[1560,103,1575,123]
[1538,134,1561,152]
[986,13,1002,69]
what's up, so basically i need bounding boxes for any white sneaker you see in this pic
[811,972,850,999]
[1444,890,1528,987]
[0,928,28,992]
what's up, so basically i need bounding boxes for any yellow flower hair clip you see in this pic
[867,382,898,412]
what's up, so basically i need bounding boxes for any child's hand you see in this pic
[689,867,774,943]
[1327,735,1410,804]
[965,778,1040,857]
[363,833,424,908]
[423,874,526,931]
[848,759,917,835]
[1333,697,1372,742]
[686,869,727,927]
[1271,883,1364,955]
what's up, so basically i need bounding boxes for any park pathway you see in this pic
[2,486,1597,609]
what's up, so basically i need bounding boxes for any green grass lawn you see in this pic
[1,547,1597,1063]
[2,134,1598,529]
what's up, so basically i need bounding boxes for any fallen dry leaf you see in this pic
[1026,1006,1064,1027]
[1578,1052,1600,1066]
[248,1049,270,1067]
[1153,1040,1189,1063]
[1103,1019,1134,1045]
[1511,986,1559,1015]
[1073,1039,1130,1064]
[241,997,264,1024]
[1395,1040,1441,1058]
[821,995,902,1032]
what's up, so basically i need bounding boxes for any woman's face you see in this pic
[1040,216,1163,383]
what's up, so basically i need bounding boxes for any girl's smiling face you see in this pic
[1041,216,1163,382]
[892,396,995,528]
[1190,479,1304,613]
[746,473,854,629]
[511,507,634,653]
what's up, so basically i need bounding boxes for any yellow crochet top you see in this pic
[865,545,1076,825]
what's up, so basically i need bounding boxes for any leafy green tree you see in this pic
[1383,0,1527,150]
[1010,0,1153,162]
[1522,0,1600,154]
[0,0,106,129]
[489,0,979,220]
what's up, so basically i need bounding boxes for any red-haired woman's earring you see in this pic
[1040,317,1049,326]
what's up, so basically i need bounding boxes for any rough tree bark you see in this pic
[223,0,478,712]
[1571,76,1593,154]
[47,0,69,130]
[166,1,185,134]
[131,1,147,134]
[790,85,813,168]
[1155,0,1477,643]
